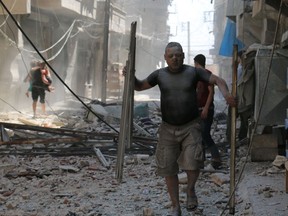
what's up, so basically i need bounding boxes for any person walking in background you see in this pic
[30,61,53,118]
[24,60,38,98]
[24,61,54,98]
[124,42,236,215]
[194,54,222,169]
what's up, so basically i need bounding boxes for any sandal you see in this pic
[211,158,222,169]
[211,161,222,169]
[186,195,198,211]
[168,207,181,216]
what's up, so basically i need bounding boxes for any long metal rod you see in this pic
[126,23,136,149]
[115,22,137,182]
[229,44,238,214]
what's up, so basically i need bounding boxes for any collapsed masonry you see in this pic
[0,99,228,164]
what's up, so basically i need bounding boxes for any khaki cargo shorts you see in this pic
[156,118,204,177]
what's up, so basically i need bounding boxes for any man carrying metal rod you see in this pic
[124,42,236,215]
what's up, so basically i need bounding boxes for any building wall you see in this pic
[116,0,171,79]
[211,0,232,90]
[0,0,101,111]
[0,0,172,111]
[221,0,288,128]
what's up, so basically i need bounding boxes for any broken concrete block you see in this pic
[178,172,188,184]
[58,165,80,173]
[272,155,287,168]
[86,104,108,121]
[210,173,230,186]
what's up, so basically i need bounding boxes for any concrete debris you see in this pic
[85,104,109,122]
[58,165,80,173]
[210,173,230,186]
[267,166,285,174]
[0,100,287,215]
[142,207,154,216]
[0,125,10,141]
[178,172,188,184]
[272,155,288,168]
[93,147,110,168]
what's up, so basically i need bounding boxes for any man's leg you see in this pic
[41,102,46,115]
[31,88,38,118]
[39,89,46,115]
[201,109,221,168]
[165,175,181,215]
[32,101,37,117]
[186,170,200,210]
[202,120,220,158]
[157,122,181,215]
[238,109,252,141]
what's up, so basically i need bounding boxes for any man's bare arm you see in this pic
[209,74,236,107]
[122,66,153,91]
[134,77,153,91]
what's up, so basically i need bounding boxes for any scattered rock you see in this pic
[210,173,230,186]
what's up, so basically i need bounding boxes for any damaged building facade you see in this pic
[212,0,288,160]
[0,0,171,110]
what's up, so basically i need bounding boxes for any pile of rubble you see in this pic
[0,99,287,215]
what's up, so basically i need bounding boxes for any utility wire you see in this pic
[0,0,16,27]
[0,98,22,114]
[0,17,103,62]
[0,0,119,134]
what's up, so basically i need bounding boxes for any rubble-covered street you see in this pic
[0,98,287,216]
[0,0,287,215]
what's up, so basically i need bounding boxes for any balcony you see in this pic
[31,0,97,19]
[0,0,31,15]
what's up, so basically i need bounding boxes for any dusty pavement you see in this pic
[0,97,287,216]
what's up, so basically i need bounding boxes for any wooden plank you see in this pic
[0,137,81,145]
[18,117,41,126]
[0,121,118,139]
[93,147,110,168]
[0,122,157,144]
[115,21,137,182]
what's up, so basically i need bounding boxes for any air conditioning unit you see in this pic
[252,0,277,18]
[254,48,288,125]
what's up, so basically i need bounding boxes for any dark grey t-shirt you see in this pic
[147,65,211,125]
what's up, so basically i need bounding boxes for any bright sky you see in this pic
[168,0,214,64]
